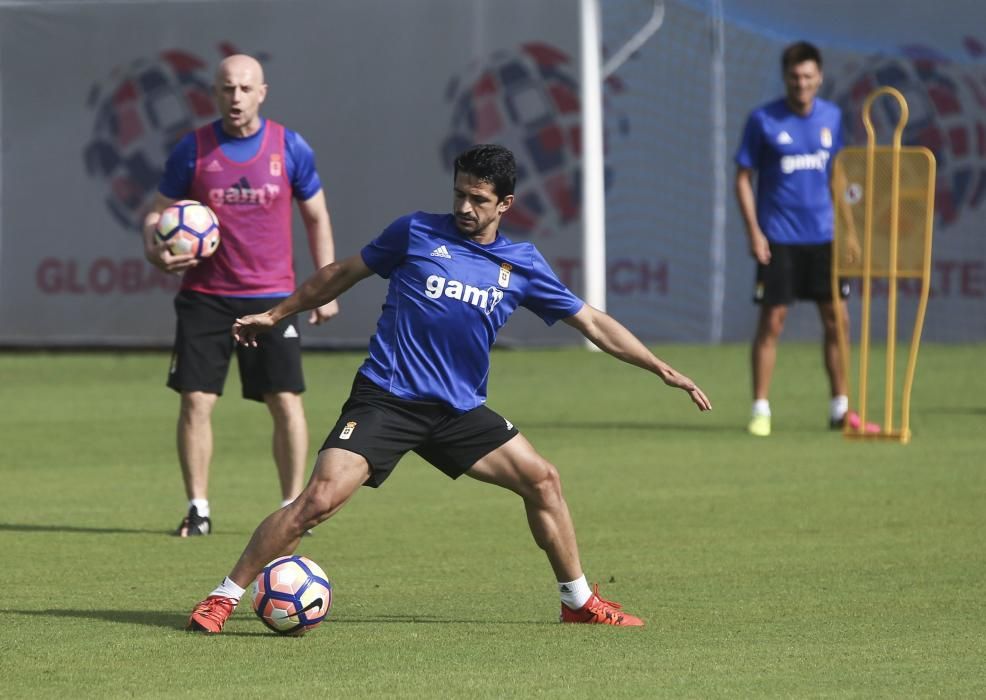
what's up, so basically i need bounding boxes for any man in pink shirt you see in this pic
[142,54,338,537]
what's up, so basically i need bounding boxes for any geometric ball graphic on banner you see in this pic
[442,43,628,240]
[825,44,986,226]
[251,555,333,636]
[83,50,218,232]
[155,200,221,258]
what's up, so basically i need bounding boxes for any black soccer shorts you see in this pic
[753,241,849,306]
[320,373,520,487]
[167,290,305,401]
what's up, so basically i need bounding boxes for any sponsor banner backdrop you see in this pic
[1,0,984,346]
[0,0,579,347]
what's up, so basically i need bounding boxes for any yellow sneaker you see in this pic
[748,414,771,437]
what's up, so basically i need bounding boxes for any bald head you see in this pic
[215,54,265,87]
[213,54,267,137]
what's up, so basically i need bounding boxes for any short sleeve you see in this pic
[360,215,412,278]
[285,129,323,201]
[158,132,196,199]
[520,247,584,325]
[734,112,762,170]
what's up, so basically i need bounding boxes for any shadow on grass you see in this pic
[0,523,245,537]
[0,608,549,633]
[219,616,551,635]
[0,522,169,535]
[1,607,188,629]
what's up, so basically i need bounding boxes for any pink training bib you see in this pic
[182,120,294,296]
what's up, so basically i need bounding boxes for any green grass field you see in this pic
[1,344,984,698]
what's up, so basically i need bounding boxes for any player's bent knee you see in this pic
[523,459,564,505]
[302,486,334,516]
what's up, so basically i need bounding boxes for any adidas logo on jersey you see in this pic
[777,131,793,145]
[283,324,299,339]
[425,274,504,315]
[205,159,223,172]
[430,245,452,259]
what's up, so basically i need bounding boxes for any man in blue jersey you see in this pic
[735,41,854,437]
[185,144,712,631]
[142,54,339,536]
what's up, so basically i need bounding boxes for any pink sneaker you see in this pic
[844,411,881,434]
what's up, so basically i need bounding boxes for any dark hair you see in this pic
[781,41,822,73]
[453,144,517,200]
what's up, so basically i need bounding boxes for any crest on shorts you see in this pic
[340,421,357,440]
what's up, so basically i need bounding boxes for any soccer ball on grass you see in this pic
[155,199,220,258]
[250,555,333,635]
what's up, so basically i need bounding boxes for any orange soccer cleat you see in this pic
[186,595,236,633]
[560,584,644,627]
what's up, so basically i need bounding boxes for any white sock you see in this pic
[830,395,849,421]
[208,576,245,604]
[280,498,294,509]
[190,498,210,518]
[559,575,592,610]
[752,399,771,417]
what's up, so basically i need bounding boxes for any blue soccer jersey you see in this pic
[158,118,322,201]
[735,98,843,245]
[358,212,584,412]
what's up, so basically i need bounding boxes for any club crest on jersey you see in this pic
[425,274,504,315]
[498,263,512,288]
[820,127,832,148]
[270,153,282,177]
[340,421,357,440]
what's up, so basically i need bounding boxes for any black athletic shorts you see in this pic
[167,290,305,402]
[320,373,520,488]
[753,241,849,306]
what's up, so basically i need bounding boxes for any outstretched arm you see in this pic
[233,254,374,346]
[563,304,712,411]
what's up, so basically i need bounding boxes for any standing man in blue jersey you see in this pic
[143,54,339,536]
[184,144,712,631]
[735,41,852,437]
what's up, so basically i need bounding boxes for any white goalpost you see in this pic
[579,0,665,346]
